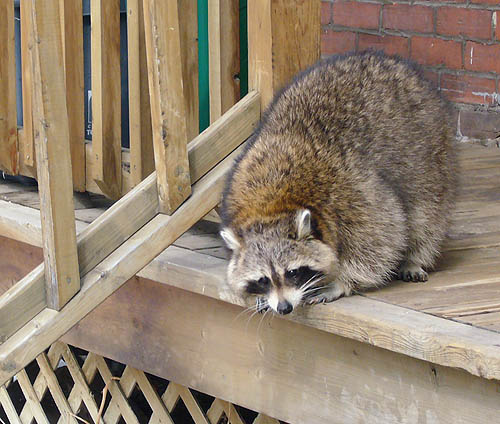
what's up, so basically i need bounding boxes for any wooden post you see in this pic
[91,0,122,199]
[59,0,85,192]
[248,0,321,110]
[127,0,154,187]
[0,0,18,174]
[179,0,200,142]
[208,0,240,123]
[30,0,80,310]
[143,0,191,214]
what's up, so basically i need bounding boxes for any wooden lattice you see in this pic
[0,342,281,424]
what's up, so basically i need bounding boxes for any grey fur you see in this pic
[220,51,457,314]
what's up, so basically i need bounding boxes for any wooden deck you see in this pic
[2,142,500,423]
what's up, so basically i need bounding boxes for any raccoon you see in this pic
[220,51,456,315]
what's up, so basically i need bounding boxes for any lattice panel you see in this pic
[0,342,282,424]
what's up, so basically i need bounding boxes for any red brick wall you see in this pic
[321,0,500,142]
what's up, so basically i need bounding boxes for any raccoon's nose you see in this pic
[277,300,293,315]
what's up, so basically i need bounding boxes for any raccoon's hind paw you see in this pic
[398,262,428,283]
[304,284,348,306]
[256,297,270,314]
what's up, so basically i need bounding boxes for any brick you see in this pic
[411,37,463,69]
[332,1,380,30]
[383,4,434,33]
[423,70,440,88]
[465,42,500,73]
[321,2,332,26]
[321,30,356,56]
[459,109,500,140]
[440,73,497,105]
[421,0,466,3]
[437,7,492,40]
[357,34,409,58]
[495,11,500,41]
[470,0,500,4]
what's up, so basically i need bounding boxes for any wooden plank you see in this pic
[30,0,80,310]
[128,0,154,187]
[143,0,191,214]
[0,145,243,384]
[91,0,122,199]
[63,279,500,424]
[248,0,320,109]
[179,0,199,141]
[59,0,85,191]
[20,1,36,173]
[0,94,259,342]
[0,0,18,174]
[208,0,240,123]
[0,385,22,424]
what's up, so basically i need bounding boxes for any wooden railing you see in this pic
[0,0,321,385]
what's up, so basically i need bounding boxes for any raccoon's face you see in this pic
[221,210,337,315]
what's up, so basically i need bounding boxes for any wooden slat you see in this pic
[128,0,154,187]
[179,0,199,142]
[143,0,191,214]
[208,0,240,123]
[30,0,80,310]
[0,93,259,344]
[17,370,50,424]
[63,278,500,424]
[59,0,85,191]
[0,0,18,174]
[0,385,22,424]
[248,0,320,109]
[0,145,244,385]
[91,0,122,199]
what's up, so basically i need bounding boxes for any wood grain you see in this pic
[248,0,320,109]
[59,0,85,191]
[143,0,191,214]
[208,0,240,123]
[91,0,122,199]
[30,0,80,310]
[0,0,18,174]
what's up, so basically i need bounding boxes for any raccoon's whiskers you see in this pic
[299,274,326,294]
[232,304,259,323]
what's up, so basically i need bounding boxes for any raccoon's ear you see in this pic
[220,228,242,251]
[296,209,312,240]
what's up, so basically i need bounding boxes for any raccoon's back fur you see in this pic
[220,51,456,314]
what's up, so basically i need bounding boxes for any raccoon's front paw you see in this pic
[256,297,270,313]
[398,262,428,283]
[304,284,348,305]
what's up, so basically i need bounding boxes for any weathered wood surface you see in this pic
[64,278,500,424]
[143,0,191,214]
[91,0,122,199]
[30,0,80,310]
[0,145,245,384]
[60,0,85,191]
[248,0,321,109]
[0,0,18,174]
[0,93,259,346]
[208,0,240,123]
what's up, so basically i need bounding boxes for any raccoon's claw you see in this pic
[304,285,346,305]
[398,263,428,283]
[256,297,269,313]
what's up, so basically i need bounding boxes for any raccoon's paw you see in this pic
[256,297,270,314]
[398,262,428,283]
[304,283,348,306]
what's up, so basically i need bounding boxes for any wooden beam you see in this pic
[63,279,500,424]
[30,0,80,310]
[91,0,122,199]
[0,93,259,351]
[143,0,191,214]
[0,145,244,385]
[127,0,154,187]
[179,0,200,142]
[208,0,240,123]
[59,0,85,191]
[0,0,18,174]
[248,0,320,109]
[19,2,36,174]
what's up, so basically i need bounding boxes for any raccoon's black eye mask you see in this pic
[245,276,270,294]
[285,266,323,286]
